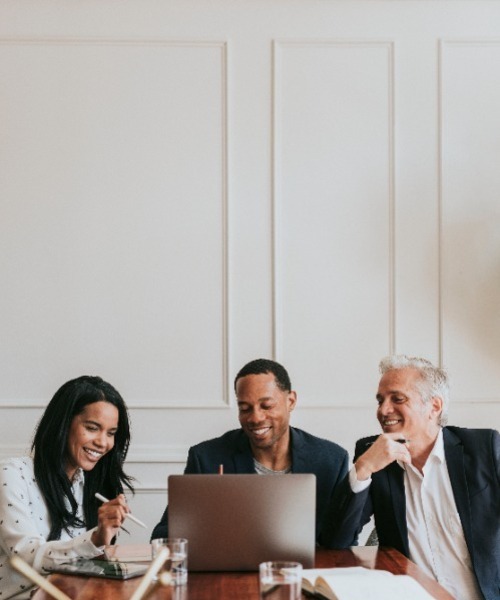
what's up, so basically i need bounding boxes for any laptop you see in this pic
[46,558,148,580]
[168,473,316,571]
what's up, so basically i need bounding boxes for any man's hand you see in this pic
[354,434,411,481]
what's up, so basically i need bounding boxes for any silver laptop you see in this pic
[168,473,316,571]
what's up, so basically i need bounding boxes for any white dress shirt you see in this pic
[350,430,482,600]
[0,457,104,600]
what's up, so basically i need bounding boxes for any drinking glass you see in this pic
[151,538,188,585]
[259,561,302,599]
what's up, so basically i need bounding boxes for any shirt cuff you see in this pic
[75,528,105,558]
[349,465,372,493]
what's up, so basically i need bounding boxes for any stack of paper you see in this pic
[103,544,152,563]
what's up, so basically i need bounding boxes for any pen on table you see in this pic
[95,493,147,529]
[129,547,170,600]
[10,556,72,600]
[218,464,224,475]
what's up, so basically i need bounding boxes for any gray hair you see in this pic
[379,355,450,426]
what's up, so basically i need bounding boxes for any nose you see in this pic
[247,406,266,424]
[93,430,107,448]
[377,397,393,414]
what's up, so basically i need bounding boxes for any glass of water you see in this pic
[259,561,302,599]
[151,538,188,585]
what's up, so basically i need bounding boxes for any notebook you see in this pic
[46,558,148,579]
[168,473,316,571]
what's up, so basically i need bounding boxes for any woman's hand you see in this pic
[91,494,130,547]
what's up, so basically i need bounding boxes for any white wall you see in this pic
[0,1,499,543]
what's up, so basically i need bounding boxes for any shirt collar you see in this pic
[398,427,444,471]
[431,427,445,464]
[71,467,85,485]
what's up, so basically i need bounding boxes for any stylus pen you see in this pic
[95,493,147,529]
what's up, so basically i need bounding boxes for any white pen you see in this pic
[95,493,147,529]
[10,556,72,600]
[130,547,170,600]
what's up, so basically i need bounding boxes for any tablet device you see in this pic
[168,473,316,571]
[46,558,148,580]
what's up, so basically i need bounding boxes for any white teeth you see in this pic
[84,448,103,458]
[253,428,270,435]
[384,420,400,425]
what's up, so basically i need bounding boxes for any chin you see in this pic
[252,438,273,449]
[81,458,103,471]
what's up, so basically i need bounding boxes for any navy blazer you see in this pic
[325,427,500,600]
[151,426,349,546]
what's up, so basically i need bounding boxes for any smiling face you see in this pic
[376,367,442,441]
[65,400,119,480]
[236,372,296,456]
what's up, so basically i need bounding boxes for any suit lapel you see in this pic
[234,431,256,473]
[387,462,410,555]
[443,428,473,549]
[288,428,306,473]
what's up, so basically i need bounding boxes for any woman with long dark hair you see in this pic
[0,375,134,599]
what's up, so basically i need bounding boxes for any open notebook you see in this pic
[168,473,316,571]
[301,567,435,600]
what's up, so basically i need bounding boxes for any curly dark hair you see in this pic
[234,358,292,392]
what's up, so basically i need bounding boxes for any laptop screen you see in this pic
[168,473,316,571]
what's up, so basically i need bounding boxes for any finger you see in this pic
[112,494,131,514]
[395,443,411,461]
[101,495,130,516]
[383,432,410,443]
[99,505,128,527]
[398,450,412,465]
[100,516,124,532]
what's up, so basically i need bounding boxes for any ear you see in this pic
[430,396,443,421]
[287,391,297,412]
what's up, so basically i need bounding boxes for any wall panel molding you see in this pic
[271,40,395,405]
[1,0,500,535]
[0,442,189,462]
[0,398,237,409]
[0,37,230,409]
[438,38,500,402]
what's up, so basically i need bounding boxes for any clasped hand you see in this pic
[354,434,411,481]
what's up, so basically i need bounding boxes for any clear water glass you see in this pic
[151,537,188,585]
[259,561,302,599]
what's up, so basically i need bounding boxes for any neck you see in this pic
[65,465,77,482]
[409,426,441,473]
[254,453,291,471]
[251,432,291,471]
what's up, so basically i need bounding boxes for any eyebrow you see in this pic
[237,396,276,405]
[376,391,409,400]
[84,419,118,430]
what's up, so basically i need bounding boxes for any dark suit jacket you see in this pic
[325,427,500,600]
[151,426,349,546]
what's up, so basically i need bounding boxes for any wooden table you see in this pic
[33,546,454,599]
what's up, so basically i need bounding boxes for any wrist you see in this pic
[91,529,106,547]
[354,459,372,481]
